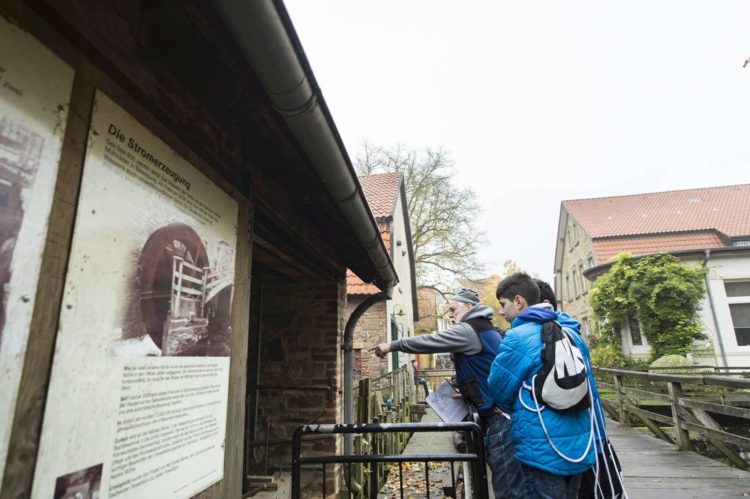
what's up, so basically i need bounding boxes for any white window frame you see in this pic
[579,261,587,294]
[725,280,750,348]
[624,317,650,356]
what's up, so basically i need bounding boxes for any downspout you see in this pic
[342,288,392,455]
[211,0,397,290]
[703,249,728,367]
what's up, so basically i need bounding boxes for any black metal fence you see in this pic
[291,421,489,498]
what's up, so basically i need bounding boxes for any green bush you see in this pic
[590,345,625,368]
[591,253,705,360]
[648,354,695,374]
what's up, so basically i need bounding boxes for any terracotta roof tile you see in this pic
[592,232,724,264]
[564,184,750,238]
[347,225,391,295]
[359,172,402,220]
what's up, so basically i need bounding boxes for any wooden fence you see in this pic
[594,367,750,469]
[348,365,425,498]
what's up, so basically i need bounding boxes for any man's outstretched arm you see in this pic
[369,323,481,358]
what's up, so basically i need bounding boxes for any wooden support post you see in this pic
[632,409,674,444]
[685,407,749,469]
[667,381,691,451]
[613,374,627,425]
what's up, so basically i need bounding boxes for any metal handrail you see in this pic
[291,421,489,498]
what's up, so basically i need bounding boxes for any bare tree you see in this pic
[355,141,485,292]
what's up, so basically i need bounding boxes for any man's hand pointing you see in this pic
[368,342,391,358]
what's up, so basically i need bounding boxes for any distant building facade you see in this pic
[347,173,419,378]
[554,183,750,366]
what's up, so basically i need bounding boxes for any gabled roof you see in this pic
[555,183,750,273]
[346,172,420,319]
[359,172,403,220]
[564,183,750,239]
[347,172,403,296]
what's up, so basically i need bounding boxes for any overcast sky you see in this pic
[284,1,750,282]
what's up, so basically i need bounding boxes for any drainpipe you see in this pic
[343,289,391,454]
[211,0,397,290]
[703,249,728,367]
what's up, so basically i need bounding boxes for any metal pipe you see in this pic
[211,0,397,290]
[703,249,728,367]
[342,290,391,454]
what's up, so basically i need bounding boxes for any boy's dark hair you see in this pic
[496,272,540,305]
[533,278,557,310]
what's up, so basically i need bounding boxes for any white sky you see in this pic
[284,1,750,282]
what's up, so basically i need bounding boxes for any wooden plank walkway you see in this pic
[608,421,750,498]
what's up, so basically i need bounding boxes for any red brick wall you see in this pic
[347,297,389,382]
[253,278,345,494]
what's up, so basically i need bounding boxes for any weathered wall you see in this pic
[252,278,346,496]
[559,215,597,336]
[348,297,389,382]
[0,2,350,498]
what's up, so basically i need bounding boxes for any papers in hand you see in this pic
[426,380,469,422]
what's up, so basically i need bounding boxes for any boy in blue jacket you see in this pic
[488,273,595,499]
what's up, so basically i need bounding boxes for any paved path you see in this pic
[380,407,464,498]
[608,421,750,498]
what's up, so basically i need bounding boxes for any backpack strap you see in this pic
[462,317,500,337]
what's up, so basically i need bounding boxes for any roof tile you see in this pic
[347,225,391,295]
[359,172,402,220]
[591,232,724,264]
[564,184,750,238]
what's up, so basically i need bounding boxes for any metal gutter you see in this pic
[702,249,728,367]
[342,290,391,454]
[211,0,397,290]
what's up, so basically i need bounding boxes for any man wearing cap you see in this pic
[370,288,526,498]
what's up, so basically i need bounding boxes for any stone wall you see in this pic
[559,215,597,336]
[348,296,389,382]
[252,278,346,494]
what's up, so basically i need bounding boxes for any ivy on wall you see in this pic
[590,253,705,360]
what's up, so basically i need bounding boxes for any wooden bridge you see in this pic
[597,367,750,498]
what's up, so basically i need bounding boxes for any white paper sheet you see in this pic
[426,380,469,422]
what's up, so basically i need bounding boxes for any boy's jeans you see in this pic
[482,412,525,499]
[522,464,582,499]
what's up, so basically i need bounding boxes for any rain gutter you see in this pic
[211,0,398,291]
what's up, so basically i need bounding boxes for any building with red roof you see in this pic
[347,173,419,379]
[554,183,750,365]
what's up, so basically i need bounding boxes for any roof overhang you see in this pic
[212,0,397,291]
[583,245,750,281]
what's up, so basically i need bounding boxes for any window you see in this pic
[573,224,580,246]
[587,255,595,269]
[725,280,750,346]
[572,268,580,298]
[579,262,586,293]
[567,228,573,252]
[629,317,643,346]
[566,274,572,302]
[582,316,592,336]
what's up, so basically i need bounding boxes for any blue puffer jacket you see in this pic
[488,305,596,476]
[558,311,607,446]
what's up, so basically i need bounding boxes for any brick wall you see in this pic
[252,278,346,495]
[348,297,389,382]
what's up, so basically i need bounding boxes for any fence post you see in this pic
[667,381,691,451]
[613,374,627,425]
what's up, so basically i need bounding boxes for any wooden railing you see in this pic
[594,367,750,469]
[349,365,423,498]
